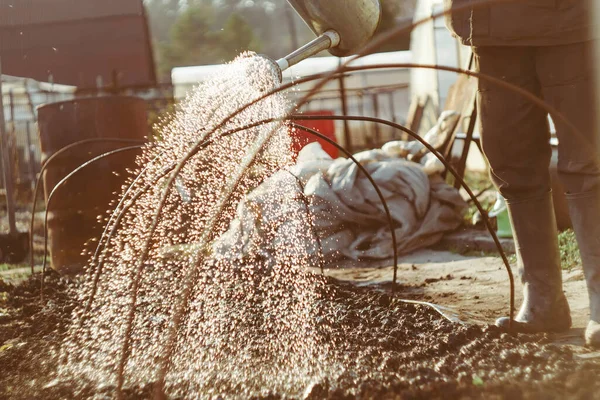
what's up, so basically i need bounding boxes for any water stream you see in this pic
[60,53,338,398]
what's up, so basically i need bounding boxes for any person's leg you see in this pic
[477,47,552,199]
[537,41,600,347]
[475,45,570,333]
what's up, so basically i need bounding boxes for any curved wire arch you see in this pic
[76,116,514,325]
[88,54,578,395]
[38,145,144,298]
[289,123,400,282]
[29,138,146,274]
[289,122,398,273]
[148,114,518,396]
[63,114,513,395]
[35,57,587,290]
[287,114,515,318]
[71,2,589,393]
[84,114,398,325]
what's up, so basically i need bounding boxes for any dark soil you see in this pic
[315,283,600,400]
[1,272,599,399]
[0,272,77,399]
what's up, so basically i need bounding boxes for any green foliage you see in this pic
[505,230,581,269]
[144,0,181,43]
[0,263,33,284]
[472,375,485,387]
[458,171,582,269]
[156,4,262,76]
[145,0,418,80]
[220,13,260,54]
[558,229,581,271]
[461,170,494,225]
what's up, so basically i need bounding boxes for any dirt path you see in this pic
[323,249,596,353]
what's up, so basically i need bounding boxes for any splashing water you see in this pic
[59,53,338,398]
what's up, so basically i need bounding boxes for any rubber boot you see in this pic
[566,190,600,348]
[496,192,572,333]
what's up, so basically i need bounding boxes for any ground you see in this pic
[1,265,600,399]
[1,186,599,398]
[325,246,596,351]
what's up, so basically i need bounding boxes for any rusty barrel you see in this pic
[37,96,148,275]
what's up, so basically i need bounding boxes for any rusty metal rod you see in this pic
[29,138,146,275]
[90,112,507,397]
[116,114,510,398]
[289,121,398,288]
[151,123,286,398]
[39,145,144,299]
[102,56,578,369]
[103,59,572,382]
[290,114,515,324]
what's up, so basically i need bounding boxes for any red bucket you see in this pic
[290,110,339,160]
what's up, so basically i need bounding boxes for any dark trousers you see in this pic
[474,41,600,201]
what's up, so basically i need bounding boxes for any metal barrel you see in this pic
[37,96,148,275]
[286,0,381,57]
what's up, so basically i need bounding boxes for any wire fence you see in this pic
[0,83,174,190]
[293,81,411,150]
[0,73,411,192]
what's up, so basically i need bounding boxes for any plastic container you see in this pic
[291,110,339,160]
[488,192,513,238]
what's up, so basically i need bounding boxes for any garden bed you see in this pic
[0,271,599,399]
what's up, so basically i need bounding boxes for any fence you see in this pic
[1,71,411,190]
[0,81,174,190]
[293,80,410,151]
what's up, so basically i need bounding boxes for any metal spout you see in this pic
[256,0,381,83]
[286,0,381,57]
[275,30,341,71]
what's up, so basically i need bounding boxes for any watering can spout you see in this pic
[260,0,381,81]
[274,30,341,72]
[286,0,381,58]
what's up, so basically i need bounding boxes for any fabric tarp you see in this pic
[213,137,467,264]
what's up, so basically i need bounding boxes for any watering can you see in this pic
[268,0,381,75]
